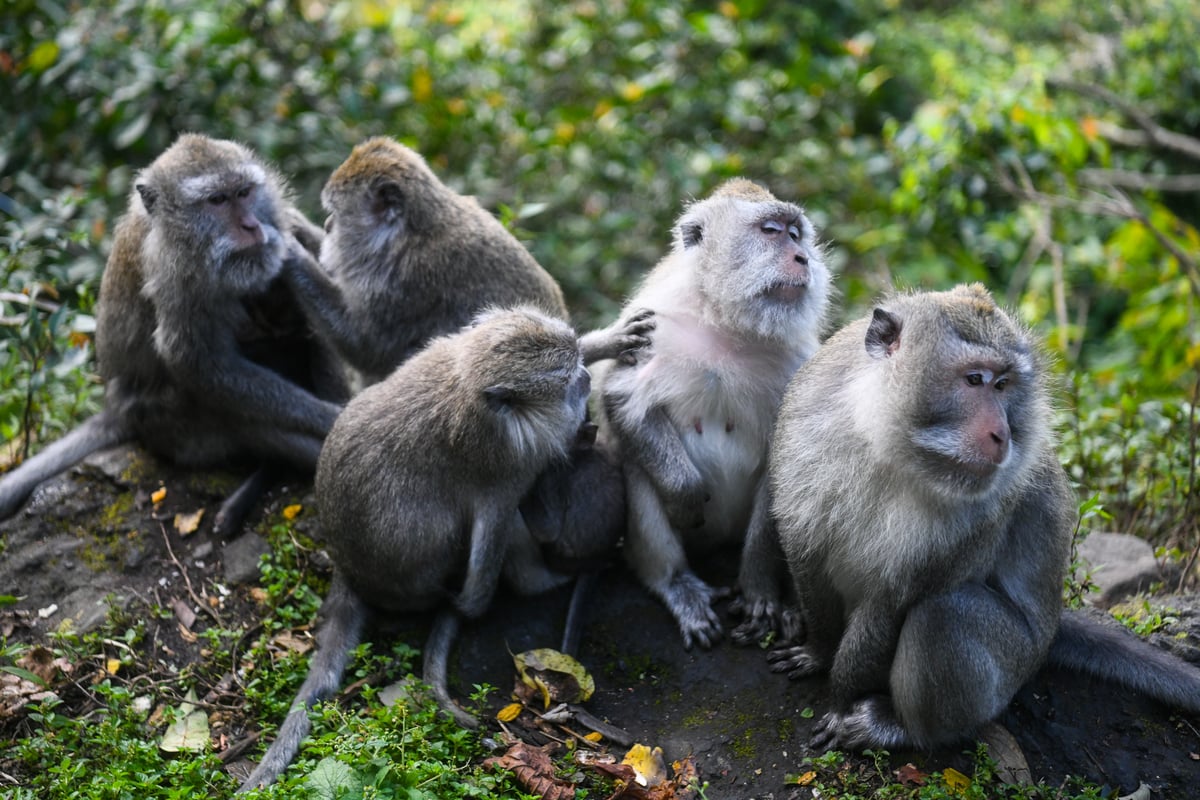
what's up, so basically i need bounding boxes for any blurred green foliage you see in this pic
[1,0,1197,547]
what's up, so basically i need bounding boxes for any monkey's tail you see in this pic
[238,575,367,792]
[424,610,480,730]
[1047,610,1200,713]
[0,409,133,520]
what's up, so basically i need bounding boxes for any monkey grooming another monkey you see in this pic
[281,136,570,385]
[239,307,591,791]
[768,283,1200,751]
[0,134,345,522]
[598,179,831,650]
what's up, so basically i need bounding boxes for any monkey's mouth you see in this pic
[762,282,808,303]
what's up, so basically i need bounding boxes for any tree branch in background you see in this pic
[1048,78,1200,161]
[1078,168,1200,193]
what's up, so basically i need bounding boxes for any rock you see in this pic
[1075,532,1167,606]
[221,533,271,585]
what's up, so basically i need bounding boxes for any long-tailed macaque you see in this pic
[598,179,831,650]
[239,307,592,791]
[0,134,345,523]
[280,136,568,385]
[769,283,1200,750]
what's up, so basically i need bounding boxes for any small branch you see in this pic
[1078,168,1200,193]
[0,291,61,313]
[1049,78,1200,161]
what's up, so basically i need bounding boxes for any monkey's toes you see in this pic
[808,711,842,752]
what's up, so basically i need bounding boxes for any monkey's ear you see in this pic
[136,182,159,214]
[680,220,704,248]
[865,308,902,358]
[483,384,516,411]
[371,180,405,224]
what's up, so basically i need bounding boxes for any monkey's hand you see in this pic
[729,595,802,646]
[578,308,656,366]
[662,571,726,650]
[767,644,827,681]
[809,697,906,752]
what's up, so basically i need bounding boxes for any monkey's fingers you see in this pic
[729,597,778,646]
[808,711,842,752]
[767,645,824,680]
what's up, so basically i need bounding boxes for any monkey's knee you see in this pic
[889,606,1009,746]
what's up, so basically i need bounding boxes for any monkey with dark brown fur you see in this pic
[768,283,1200,751]
[239,307,591,791]
[598,179,831,650]
[0,134,346,523]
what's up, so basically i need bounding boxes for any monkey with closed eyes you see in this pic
[238,307,592,791]
[768,283,1200,751]
[0,134,346,524]
[597,179,832,650]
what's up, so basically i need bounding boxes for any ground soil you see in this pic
[2,444,1199,799]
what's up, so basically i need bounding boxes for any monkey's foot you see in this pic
[809,696,910,752]
[767,644,826,680]
[728,595,786,646]
[662,572,725,650]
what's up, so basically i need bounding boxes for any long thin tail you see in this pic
[239,575,367,792]
[561,572,599,656]
[0,409,132,520]
[1048,610,1200,713]
[213,465,277,538]
[423,610,479,729]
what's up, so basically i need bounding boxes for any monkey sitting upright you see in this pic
[597,179,832,650]
[768,283,1200,751]
[0,134,345,523]
[238,307,593,791]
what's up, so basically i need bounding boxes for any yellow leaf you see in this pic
[413,66,433,103]
[554,121,576,143]
[174,508,204,535]
[620,743,668,787]
[27,40,59,73]
[282,504,302,520]
[786,771,817,786]
[151,487,167,504]
[106,658,121,676]
[718,1,739,18]
[943,767,971,792]
[583,731,603,743]
[496,702,523,723]
[512,648,595,707]
[447,97,468,116]
[619,81,645,103]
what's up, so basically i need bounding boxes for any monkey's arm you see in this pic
[155,311,341,438]
[730,479,797,645]
[603,392,706,530]
[455,507,512,618]
[282,207,324,257]
[278,243,378,370]
[503,511,573,596]
[578,308,655,365]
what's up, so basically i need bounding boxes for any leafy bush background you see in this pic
[2,0,1197,557]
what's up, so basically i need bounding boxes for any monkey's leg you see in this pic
[423,610,479,730]
[624,463,722,650]
[239,574,368,791]
[730,480,794,645]
[0,409,132,520]
[821,583,1038,752]
[503,513,572,596]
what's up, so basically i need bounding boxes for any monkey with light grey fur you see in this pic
[239,307,595,791]
[768,283,1200,751]
[598,179,831,650]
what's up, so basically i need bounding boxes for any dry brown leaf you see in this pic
[17,646,73,684]
[896,763,927,786]
[483,741,575,800]
[174,508,204,535]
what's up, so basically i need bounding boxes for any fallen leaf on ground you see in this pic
[151,486,167,504]
[483,741,575,800]
[896,763,927,785]
[513,648,595,709]
[159,688,210,753]
[282,503,303,520]
[622,744,668,787]
[586,749,699,799]
[174,508,204,534]
[497,702,523,722]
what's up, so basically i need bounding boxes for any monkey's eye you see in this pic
[965,373,985,386]
[208,193,229,206]
[761,220,785,235]
[788,224,802,242]
[995,376,1009,391]
[236,186,252,200]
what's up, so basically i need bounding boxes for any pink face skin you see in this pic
[208,184,268,251]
